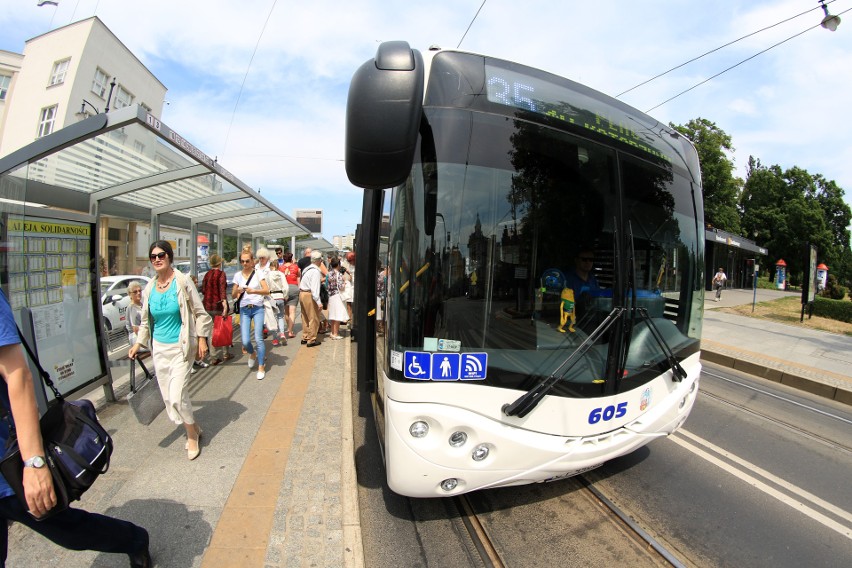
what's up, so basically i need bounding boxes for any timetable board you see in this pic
[2,213,107,400]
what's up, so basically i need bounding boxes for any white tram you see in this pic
[346,42,704,497]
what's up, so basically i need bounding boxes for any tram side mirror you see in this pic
[345,41,424,190]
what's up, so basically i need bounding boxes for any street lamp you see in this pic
[77,99,100,117]
[819,0,841,31]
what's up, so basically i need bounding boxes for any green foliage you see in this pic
[670,118,742,234]
[222,235,238,262]
[822,274,849,301]
[813,296,852,323]
[740,158,851,287]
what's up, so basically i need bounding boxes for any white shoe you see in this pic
[190,367,196,375]
[257,370,265,380]
[248,357,256,369]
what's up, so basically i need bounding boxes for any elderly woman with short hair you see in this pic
[125,280,145,349]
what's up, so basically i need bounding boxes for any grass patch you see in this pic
[718,295,852,336]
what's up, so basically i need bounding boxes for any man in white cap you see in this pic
[298,251,324,347]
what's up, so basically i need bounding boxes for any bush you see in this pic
[821,274,848,301]
[813,297,852,323]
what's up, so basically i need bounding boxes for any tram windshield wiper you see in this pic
[503,307,626,418]
[625,223,686,382]
[633,307,687,381]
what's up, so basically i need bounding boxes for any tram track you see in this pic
[700,369,852,455]
[456,477,686,568]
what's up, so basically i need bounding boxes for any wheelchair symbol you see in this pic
[408,356,427,377]
[404,352,432,379]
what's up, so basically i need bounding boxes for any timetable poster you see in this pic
[4,215,105,397]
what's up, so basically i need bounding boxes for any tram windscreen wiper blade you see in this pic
[634,307,687,381]
[503,307,626,418]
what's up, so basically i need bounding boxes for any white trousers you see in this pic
[152,338,196,425]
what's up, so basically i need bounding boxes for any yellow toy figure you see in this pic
[558,287,576,333]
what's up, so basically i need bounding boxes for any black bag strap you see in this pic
[0,325,62,434]
[15,325,62,401]
[235,269,255,305]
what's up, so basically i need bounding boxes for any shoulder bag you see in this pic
[0,328,113,520]
[232,269,255,314]
[128,356,165,426]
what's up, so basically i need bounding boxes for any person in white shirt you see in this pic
[233,248,270,380]
[299,251,324,347]
[712,267,727,301]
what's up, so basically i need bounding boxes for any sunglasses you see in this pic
[149,252,168,261]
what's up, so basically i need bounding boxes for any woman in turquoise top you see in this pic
[129,241,211,461]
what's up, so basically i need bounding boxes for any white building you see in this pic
[0,16,167,156]
[0,50,24,139]
[333,234,355,251]
[0,17,213,274]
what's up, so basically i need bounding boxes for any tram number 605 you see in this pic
[588,402,628,424]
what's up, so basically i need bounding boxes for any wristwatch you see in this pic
[23,456,46,468]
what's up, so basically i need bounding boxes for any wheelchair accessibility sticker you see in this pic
[404,351,487,381]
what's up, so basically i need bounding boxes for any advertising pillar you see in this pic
[774,259,787,290]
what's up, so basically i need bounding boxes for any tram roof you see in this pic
[0,105,312,241]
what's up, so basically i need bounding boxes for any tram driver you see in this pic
[564,247,601,327]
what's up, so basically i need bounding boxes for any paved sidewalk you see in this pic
[701,288,852,405]
[6,332,363,568]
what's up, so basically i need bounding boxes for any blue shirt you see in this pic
[149,280,181,344]
[0,290,21,498]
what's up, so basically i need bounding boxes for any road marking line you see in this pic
[671,430,851,539]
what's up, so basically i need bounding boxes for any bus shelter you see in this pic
[0,104,313,406]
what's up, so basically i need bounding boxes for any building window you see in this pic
[48,58,70,86]
[133,140,145,154]
[37,105,58,137]
[91,68,108,98]
[113,85,133,109]
[0,74,11,101]
[0,75,12,101]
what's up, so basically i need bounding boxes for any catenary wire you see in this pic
[616,1,833,98]
[645,7,852,114]
[221,0,279,158]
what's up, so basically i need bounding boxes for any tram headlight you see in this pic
[471,444,490,462]
[440,478,459,492]
[690,380,698,394]
[409,421,430,438]
[449,431,468,448]
[679,395,688,409]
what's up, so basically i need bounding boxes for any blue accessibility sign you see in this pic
[460,353,488,380]
[431,353,460,380]
[403,351,488,381]
[404,351,431,380]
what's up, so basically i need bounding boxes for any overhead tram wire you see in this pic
[645,7,852,114]
[457,0,488,49]
[615,1,831,98]
[221,0,279,158]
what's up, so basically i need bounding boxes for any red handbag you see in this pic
[212,315,233,347]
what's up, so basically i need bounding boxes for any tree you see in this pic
[670,118,742,234]
[740,160,850,286]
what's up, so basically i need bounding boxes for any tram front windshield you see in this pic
[382,62,702,399]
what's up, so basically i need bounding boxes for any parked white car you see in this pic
[174,261,209,289]
[100,275,150,331]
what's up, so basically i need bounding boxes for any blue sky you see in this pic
[3,0,852,241]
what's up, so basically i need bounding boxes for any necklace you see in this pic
[156,271,174,290]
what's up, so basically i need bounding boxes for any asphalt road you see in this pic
[354,363,852,567]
